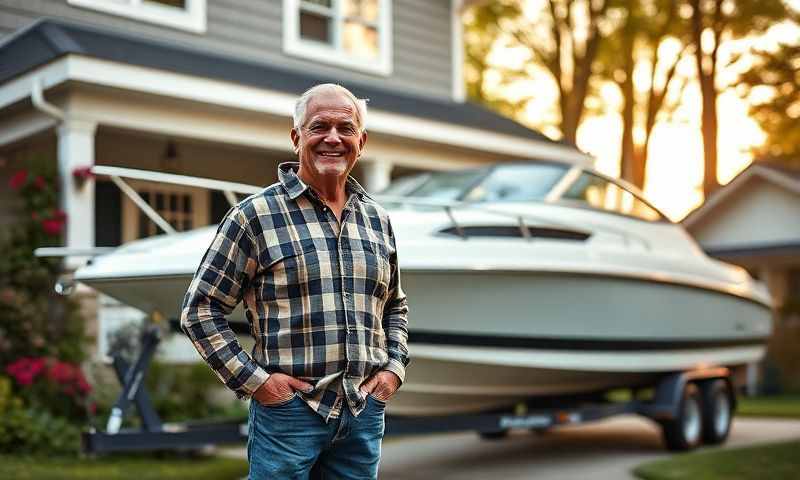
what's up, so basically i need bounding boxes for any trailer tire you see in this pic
[661,382,703,451]
[700,379,733,445]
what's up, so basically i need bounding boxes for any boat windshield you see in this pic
[380,163,569,202]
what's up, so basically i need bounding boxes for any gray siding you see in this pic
[0,0,454,100]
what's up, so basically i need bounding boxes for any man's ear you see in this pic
[290,128,300,154]
[358,130,368,154]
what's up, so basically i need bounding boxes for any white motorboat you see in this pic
[74,162,773,416]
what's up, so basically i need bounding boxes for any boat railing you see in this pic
[91,165,263,235]
[374,194,651,250]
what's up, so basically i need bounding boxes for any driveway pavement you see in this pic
[378,415,800,479]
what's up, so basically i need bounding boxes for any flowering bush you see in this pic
[0,158,90,455]
[5,357,94,423]
[7,168,66,238]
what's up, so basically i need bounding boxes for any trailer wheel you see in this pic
[661,382,703,451]
[700,379,733,445]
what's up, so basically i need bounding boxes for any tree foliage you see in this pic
[463,1,524,119]
[738,40,800,161]
[465,0,622,144]
[687,0,790,197]
[597,0,689,189]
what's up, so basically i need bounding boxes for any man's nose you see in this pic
[323,127,342,144]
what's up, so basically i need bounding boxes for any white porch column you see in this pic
[360,158,393,193]
[57,119,97,269]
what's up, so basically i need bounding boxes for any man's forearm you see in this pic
[382,295,409,384]
[180,298,270,400]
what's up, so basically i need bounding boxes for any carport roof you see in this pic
[0,18,572,149]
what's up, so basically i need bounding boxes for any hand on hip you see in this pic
[253,372,313,406]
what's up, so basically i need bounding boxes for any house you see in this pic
[683,160,800,392]
[0,1,587,362]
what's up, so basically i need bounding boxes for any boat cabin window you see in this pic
[560,172,663,221]
[380,163,569,202]
[463,164,569,203]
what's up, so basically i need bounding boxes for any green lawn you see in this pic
[634,440,800,480]
[0,453,248,480]
[737,394,800,418]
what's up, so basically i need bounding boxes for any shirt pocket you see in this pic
[259,238,323,301]
[351,241,391,300]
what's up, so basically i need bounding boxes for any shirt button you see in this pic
[343,292,351,298]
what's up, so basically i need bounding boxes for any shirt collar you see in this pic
[278,161,371,202]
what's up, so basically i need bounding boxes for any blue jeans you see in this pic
[247,393,386,479]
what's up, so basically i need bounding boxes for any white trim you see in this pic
[683,165,800,229]
[0,110,57,147]
[451,0,465,102]
[283,0,393,76]
[67,0,207,34]
[0,55,590,164]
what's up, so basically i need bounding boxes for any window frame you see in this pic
[556,169,669,223]
[283,0,393,76]
[67,0,207,33]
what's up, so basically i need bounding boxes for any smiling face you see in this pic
[291,89,367,182]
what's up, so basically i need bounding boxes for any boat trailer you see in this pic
[82,319,738,454]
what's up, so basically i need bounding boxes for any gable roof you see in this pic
[682,160,800,230]
[0,18,572,149]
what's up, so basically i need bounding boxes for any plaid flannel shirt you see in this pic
[180,162,409,421]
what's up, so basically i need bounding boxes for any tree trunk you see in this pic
[699,75,719,196]
[619,24,636,186]
[690,0,721,198]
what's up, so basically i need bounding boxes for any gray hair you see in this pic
[293,83,368,133]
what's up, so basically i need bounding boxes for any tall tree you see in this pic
[738,41,800,162]
[598,0,688,189]
[687,0,789,197]
[466,0,619,144]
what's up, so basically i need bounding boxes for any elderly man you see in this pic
[180,83,409,479]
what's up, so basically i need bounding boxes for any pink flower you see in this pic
[33,176,47,190]
[47,361,74,384]
[72,166,94,181]
[6,357,47,385]
[9,170,27,190]
[41,218,65,236]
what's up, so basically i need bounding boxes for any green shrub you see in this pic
[0,376,80,455]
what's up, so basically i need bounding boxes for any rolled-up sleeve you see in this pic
[180,206,269,400]
[382,219,410,384]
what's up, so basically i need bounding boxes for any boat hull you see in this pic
[78,267,771,415]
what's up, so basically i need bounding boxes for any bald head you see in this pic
[293,84,368,133]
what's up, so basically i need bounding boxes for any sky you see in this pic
[483,1,798,221]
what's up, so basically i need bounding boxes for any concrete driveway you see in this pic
[378,415,800,480]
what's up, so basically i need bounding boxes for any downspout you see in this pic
[30,76,65,121]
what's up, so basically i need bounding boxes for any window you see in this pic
[463,164,569,203]
[68,0,206,33]
[284,0,392,75]
[121,181,209,242]
[561,172,663,222]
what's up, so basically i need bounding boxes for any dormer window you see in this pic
[283,0,393,76]
[67,0,206,33]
